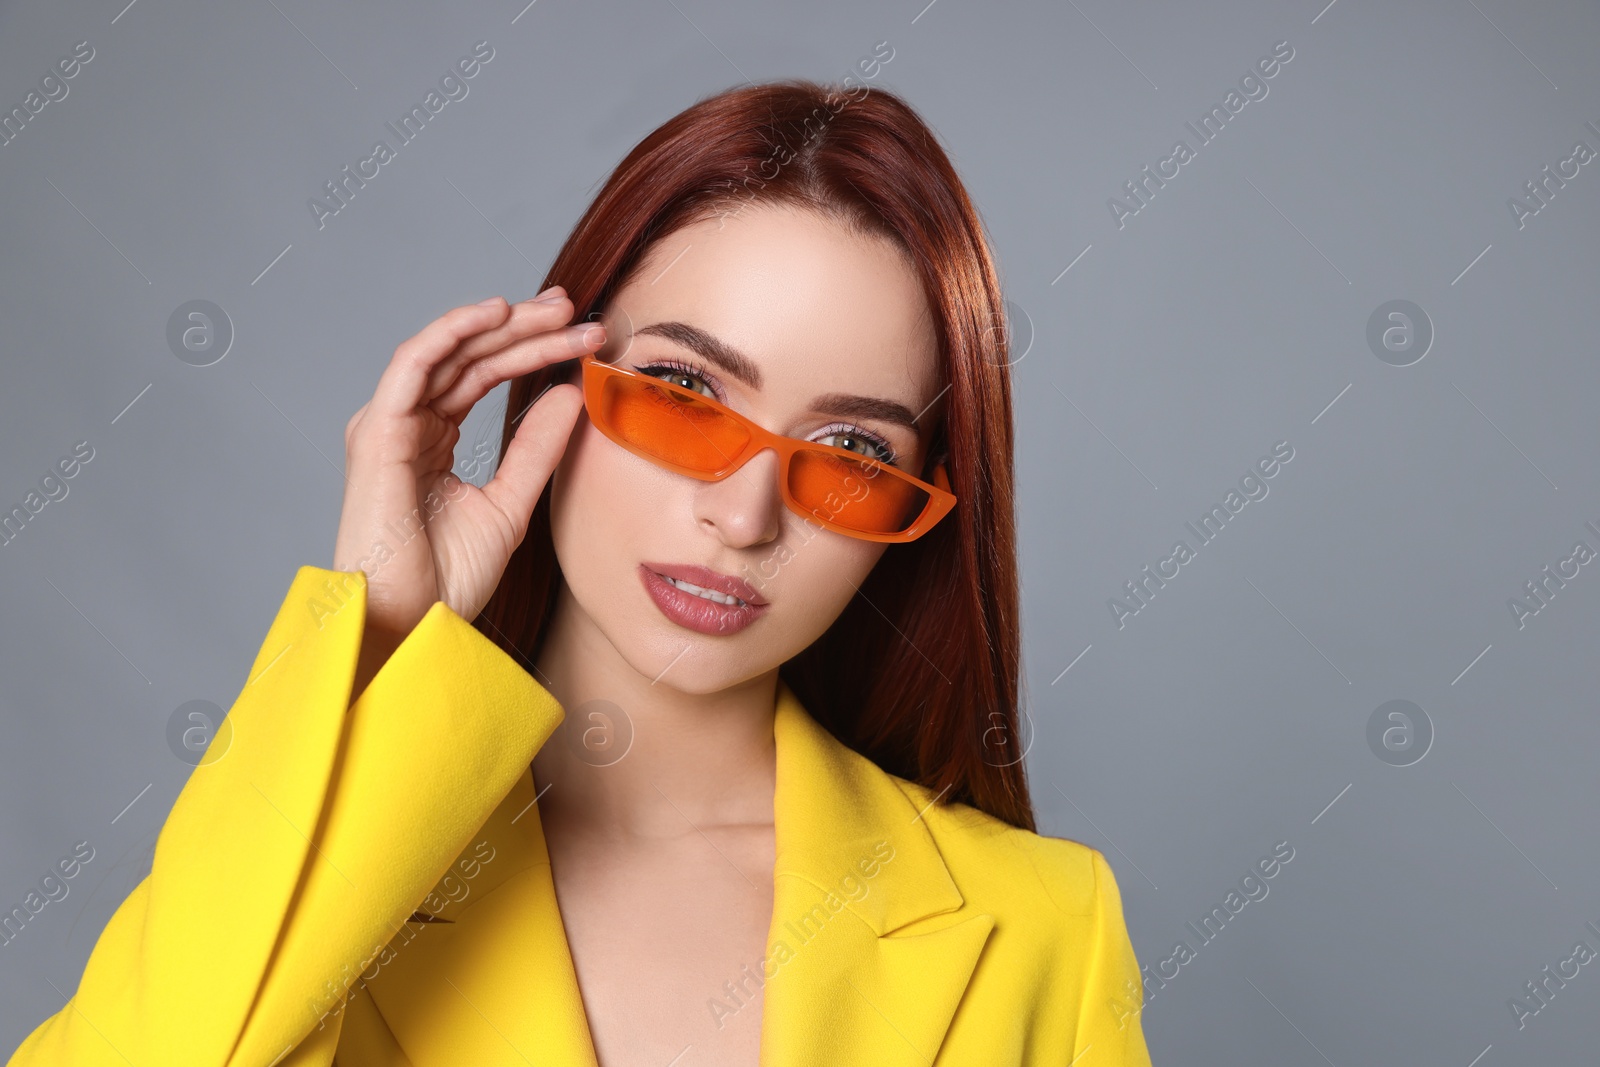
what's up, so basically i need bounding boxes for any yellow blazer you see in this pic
[9,566,1152,1066]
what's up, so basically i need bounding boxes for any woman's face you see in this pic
[546,203,945,694]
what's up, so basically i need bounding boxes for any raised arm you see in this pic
[10,286,602,1067]
[6,565,564,1066]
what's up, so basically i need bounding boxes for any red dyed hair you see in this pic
[475,78,1032,831]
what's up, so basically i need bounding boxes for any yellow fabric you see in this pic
[7,566,1153,1066]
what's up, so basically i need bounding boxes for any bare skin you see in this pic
[333,203,944,1066]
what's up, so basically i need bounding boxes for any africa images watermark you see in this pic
[0,39,95,149]
[724,461,881,617]
[303,837,498,1032]
[1506,117,1600,231]
[1506,914,1600,1032]
[706,39,895,230]
[0,439,96,549]
[307,473,472,628]
[1107,38,1296,230]
[308,41,496,231]
[1505,517,1600,631]
[1108,440,1295,630]
[705,838,897,1029]
[0,841,97,950]
[1107,839,1297,1030]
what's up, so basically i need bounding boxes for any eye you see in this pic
[634,358,721,401]
[633,358,902,467]
[816,424,899,467]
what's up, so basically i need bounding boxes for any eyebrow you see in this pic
[634,320,925,432]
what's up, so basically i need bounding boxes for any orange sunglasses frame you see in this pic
[578,354,957,543]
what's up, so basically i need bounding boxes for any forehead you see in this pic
[605,203,941,406]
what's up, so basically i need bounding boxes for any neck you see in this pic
[529,581,779,838]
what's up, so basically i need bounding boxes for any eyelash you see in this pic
[633,356,903,467]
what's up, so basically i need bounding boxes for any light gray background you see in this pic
[3,0,1597,1063]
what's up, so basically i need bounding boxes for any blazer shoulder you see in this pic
[890,775,1109,919]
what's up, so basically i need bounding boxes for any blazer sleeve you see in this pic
[5,565,564,1067]
[1072,849,1154,1066]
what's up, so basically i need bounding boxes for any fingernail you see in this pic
[533,285,566,303]
[581,325,606,345]
[476,296,502,306]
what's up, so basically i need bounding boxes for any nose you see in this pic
[693,446,784,548]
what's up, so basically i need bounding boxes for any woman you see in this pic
[9,80,1152,1066]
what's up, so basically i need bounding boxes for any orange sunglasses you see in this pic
[578,354,956,543]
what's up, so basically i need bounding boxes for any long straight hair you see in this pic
[475,79,1032,831]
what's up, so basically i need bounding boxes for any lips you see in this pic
[638,562,769,636]
[641,561,769,606]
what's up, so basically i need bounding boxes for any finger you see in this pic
[478,382,585,537]
[414,417,462,473]
[423,294,575,401]
[343,401,371,451]
[429,321,604,422]
[369,300,513,419]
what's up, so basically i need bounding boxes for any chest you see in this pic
[544,823,777,1067]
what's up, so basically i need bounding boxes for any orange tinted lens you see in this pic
[602,374,750,471]
[789,448,930,535]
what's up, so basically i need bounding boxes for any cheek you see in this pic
[551,422,635,551]
[551,421,687,574]
[762,533,886,629]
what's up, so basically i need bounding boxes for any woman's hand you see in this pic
[332,287,603,689]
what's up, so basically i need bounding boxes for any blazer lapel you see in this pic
[364,679,989,1067]
[758,680,994,1067]
[364,769,599,1066]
